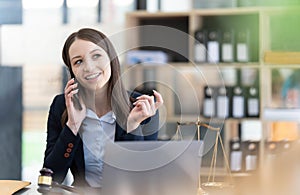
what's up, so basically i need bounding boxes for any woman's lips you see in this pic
[85,72,101,80]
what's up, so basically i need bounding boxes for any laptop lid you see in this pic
[102,140,203,195]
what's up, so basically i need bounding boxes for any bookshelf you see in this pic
[124,7,300,174]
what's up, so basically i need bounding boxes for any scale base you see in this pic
[202,182,234,189]
[197,187,209,195]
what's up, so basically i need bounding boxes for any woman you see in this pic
[42,28,163,188]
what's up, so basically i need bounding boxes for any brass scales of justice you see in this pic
[175,117,234,195]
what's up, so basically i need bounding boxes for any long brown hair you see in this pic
[61,28,130,128]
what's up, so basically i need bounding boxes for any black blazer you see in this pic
[43,93,159,186]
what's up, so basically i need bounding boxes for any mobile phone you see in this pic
[72,78,83,111]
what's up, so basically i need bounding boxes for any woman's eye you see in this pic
[92,54,101,59]
[74,60,82,65]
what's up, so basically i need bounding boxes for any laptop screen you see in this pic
[102,140,203,195]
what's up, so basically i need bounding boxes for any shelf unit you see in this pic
[124,7,300,175]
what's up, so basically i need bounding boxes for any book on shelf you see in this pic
[270,121,298,141]
[264,51,300,64]
[263,107,300,121]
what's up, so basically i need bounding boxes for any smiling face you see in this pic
[69,39,111,92]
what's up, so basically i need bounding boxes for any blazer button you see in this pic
[66,148,72,153]
[68,143,74,148]
[64,153,70,158]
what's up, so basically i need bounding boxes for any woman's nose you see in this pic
[83,59,95,72]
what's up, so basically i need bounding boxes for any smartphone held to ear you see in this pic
[72,79,83,111]
[72,93,82,110]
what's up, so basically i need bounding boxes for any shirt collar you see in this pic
[86,109,116,124]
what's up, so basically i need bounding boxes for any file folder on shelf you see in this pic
[232,86,245,118]
[216,86,231,118]
[245,86,260,117]
[203,86,216,118]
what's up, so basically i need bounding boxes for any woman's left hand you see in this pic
[127,90,163,132]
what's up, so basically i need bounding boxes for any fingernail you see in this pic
[153,89,158,93]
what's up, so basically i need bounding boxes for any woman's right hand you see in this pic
[64,78,86,135]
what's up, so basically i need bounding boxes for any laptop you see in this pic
[101,140,203,195]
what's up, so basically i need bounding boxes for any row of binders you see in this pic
[194,29,251,63]
[230,139,260,172]
[202,85,259,119]
[230,139,296,173]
